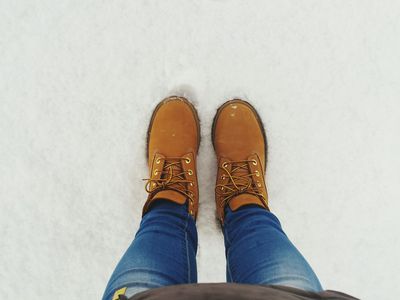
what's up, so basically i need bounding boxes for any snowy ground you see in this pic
[1,1,400,299]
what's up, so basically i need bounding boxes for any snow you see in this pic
[1,1,400,299]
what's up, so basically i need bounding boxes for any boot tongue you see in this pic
[151,158,187,204]
[229,161,252,187]
[151,190,187,204]
[161,158,185,190]
[228,194,266,211]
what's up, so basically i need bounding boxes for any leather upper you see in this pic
[212,99,269,223]
[143,96,200,219]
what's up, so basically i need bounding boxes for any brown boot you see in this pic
[143,96,200,219]
[212,99,269,224]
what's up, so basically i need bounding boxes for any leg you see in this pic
[102,200,198,299]
[212,99,322,292]
[223,205,322,292]
[102,97,201,299]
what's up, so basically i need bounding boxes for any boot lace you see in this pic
[215,160,265,208]
[143,157,194,202]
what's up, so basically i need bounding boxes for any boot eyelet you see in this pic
[252,159,257,166]
[189,182,194,187]
[222,162,228,168]
[221,187,225,191]
[221,175,226,180]
[257,182,262,187]
[154,169,158,175]
[185,157,191,164]
[255,170,260,177]
[156,158,161,164]
[188,169,193,175]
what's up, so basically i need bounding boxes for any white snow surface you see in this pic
[1,1,400,299]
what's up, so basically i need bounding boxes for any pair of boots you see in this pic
[143,96,269,223]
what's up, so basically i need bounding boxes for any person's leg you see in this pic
[223,204,322,292]
[212,99,322,292]
[103,96,201,299]
[102,200,197,299]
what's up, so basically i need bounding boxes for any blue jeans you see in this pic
[102,201,322,299]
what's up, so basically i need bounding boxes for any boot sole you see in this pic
[211,99,268,172]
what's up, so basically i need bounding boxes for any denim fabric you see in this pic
[102,201,197,299]
[223,205,322,292]
[102,201,322,299]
